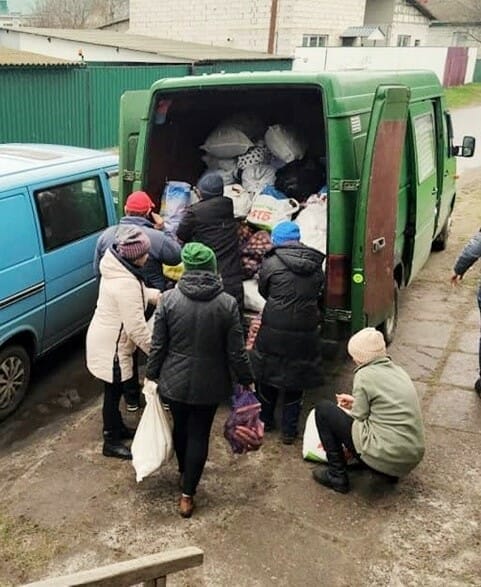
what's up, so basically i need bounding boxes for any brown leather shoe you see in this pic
[179,495,194,518]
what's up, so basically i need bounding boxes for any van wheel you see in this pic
[0,345,31,422]
[432,214,452,252]
[379,282,399,346]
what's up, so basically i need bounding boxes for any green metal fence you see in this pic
[0,59,292,149]
[474,59,481,83]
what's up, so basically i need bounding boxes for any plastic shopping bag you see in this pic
[243,279,266,313]
[161,181,192,236]
[302,409,328,463]
[246,193,300,230]
[131,380,173,482]
[295,193,328,254]
[224,184,254,218]
[224,385,264,454]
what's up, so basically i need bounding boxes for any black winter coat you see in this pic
[145,271,253,405]
[251,243,325,391]
[176,196,243,305]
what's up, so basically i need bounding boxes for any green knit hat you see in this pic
[181,242,217,273]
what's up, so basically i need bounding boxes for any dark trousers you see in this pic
[477,288,481,375]
[314,399,359,461]
[258,384,303,437]
[103,380,125,441]
[123,351,140,407]
[168,400,218,497]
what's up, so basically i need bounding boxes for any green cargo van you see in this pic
[118,70,474,345]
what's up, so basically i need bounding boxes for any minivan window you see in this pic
[35,177,108,252]
[413,112,436,182]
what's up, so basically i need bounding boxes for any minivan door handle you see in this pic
[372,237,386,253]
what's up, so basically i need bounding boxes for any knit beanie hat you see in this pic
[181,242,217,273]
[347,327,387,365]
[271,221,301,246]
[115,226,151,261]
[125,191,155,214]
[197,173,224,199]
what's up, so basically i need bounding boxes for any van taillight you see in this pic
[325,254,350,309]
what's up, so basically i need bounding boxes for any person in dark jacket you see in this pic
[451,228,481,396]
[176,173,244,309]
[251,221,325,444]
[145,242,254,518]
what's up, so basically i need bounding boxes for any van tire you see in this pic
[432,214,452,252]
[0,345,31,422]
[379,282,399,346]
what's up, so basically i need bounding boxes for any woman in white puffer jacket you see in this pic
[86,226,159,460]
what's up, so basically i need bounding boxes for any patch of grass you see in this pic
[445,83,481,110]
[0,514,64,585]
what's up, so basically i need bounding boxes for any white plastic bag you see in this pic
[247,193,300,230]
[302,409,328,463]
[201,125,253,158]
[131,380,173,482]
[241,164,276,194]
[224,184,254,218]
[243,279,266,312]
[295,193,327,254]
[264,124,307,164]
[161,181,192,236]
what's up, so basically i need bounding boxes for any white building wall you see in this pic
[428,25,481,49]
[388,0,430,45]
[0,29,184,62]
[129,0,366,55]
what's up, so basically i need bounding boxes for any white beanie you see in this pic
[347,327,387,365]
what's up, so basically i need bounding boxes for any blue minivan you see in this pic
[0,144,118,420]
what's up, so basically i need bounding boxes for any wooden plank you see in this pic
[22,547,203,587]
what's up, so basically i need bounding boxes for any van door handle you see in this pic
[372,237,386,253]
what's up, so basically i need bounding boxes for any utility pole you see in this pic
[267,0,279,54]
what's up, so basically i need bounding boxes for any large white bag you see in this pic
[295,193,327,254]
[201,125,253,158]
[131,380,173,482]
[302,409,328,463]
[243,279,266,312]
[241,164,276,194]
[264,124,307,164]
[224,184,254,218]
[246,193,300,230]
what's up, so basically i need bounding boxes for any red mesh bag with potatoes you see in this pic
[224,385,264,454]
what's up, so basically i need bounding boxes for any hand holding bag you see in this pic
[131,380,173,482]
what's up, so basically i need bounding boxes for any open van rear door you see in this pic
[351,85,410,334]
[119,90,150,216]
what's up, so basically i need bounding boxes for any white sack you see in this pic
[264,124,307,164]
[201,125,253,158]
[302,409,328,463]
[241,164,276,194]
[295,193,327,254]
[224,184,254,218]
[243,279,266,313]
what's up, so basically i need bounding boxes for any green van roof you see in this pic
[150,70,442,117]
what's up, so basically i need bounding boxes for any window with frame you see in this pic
[302,34,328,48]
[413,113,436,182]
[35,176,108,252]
[397,35,411,47]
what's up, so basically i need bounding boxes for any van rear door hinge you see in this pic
[122,169,142,182]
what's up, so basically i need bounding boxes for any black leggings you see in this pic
[315,399,359,460]
[103,380,124,441]
[168,400,218,496]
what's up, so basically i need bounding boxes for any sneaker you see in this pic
[126,401,140,413]
[475,378,481,398]
[179,495,194,518]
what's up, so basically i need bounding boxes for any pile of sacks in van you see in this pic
[199,113,328,313]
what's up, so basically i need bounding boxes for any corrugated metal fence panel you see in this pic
[474,59,481,83]
[0,68,89,146]
[193,59,292,75]
[88,64,190,148]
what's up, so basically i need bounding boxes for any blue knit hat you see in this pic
[271,221,301,246]
[197,172,224,199]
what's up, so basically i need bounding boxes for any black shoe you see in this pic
[475,378,481,398]
[281,434,297,445]
[312,467,350,494]
[126,401,140,413]
[103,441,132,460]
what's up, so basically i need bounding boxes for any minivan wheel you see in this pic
[432,214,452,252]
[0,345,31,422]
[379,283,399,346]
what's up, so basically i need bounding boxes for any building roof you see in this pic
[6,27,288,62]
[423,0,480,23]
[97,17,129,30]
[341,26,385,40]
[0,45,78,67]
[407,0,436,20]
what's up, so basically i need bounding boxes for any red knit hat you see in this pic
[125,191,154,214]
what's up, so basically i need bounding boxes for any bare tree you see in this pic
[30,0,128,28]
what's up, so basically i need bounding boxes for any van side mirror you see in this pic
[453,135,476,157]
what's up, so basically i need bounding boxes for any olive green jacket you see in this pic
[351,357,425,478]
